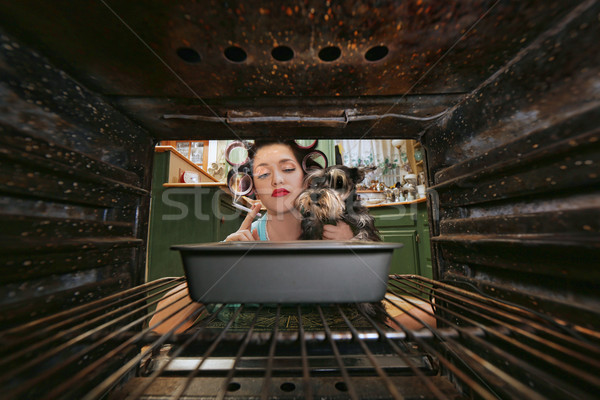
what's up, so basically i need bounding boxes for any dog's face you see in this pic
[295,166,365,221]
[304,165,364,200]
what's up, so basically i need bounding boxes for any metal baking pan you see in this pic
[172,241,403,303]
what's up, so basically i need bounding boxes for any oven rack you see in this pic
[1,275,599,399]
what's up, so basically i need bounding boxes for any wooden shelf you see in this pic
[405,139,425,176]
[365,197,426,208]
[163,182,226,187]
[159,140,208,169]
[155,146,220,183]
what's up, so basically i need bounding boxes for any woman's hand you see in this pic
[322,221,354,240]
[149,283,204,335]
[224,202,262,242]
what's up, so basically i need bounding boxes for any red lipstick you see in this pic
[272,188,290,197]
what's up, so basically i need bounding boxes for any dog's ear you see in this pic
[350,167,366,184]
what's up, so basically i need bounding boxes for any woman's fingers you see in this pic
[252,228,260,240]
[238,202,262,231]
[322,227,335,240]
[224,229,255,241]
[322,222,354,240]
[224,202,263,242]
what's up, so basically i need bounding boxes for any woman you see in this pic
[150,140,354,334]
[225,140,354,242]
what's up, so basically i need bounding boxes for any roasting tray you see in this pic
[172,241,402,303]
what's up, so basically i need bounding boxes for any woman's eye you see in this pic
[283,168,296,173]
[257,173,269,179]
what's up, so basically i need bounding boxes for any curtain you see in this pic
[337,140,407,187]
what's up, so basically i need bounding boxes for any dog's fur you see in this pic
[295,165,380,241]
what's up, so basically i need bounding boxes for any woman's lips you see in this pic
[272,188,290,197]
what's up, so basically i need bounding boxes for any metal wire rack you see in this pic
[1,275,599,399]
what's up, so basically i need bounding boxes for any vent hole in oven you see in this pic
[280,382,296,392]
[335,381,348,392]
[272,45,294,61]
[227,382,241,392]
[176,47,201,63]
[318,46,341,62]
[364,45,389,62]
[224,46,247,63]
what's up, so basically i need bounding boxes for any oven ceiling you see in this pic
[0,0,574,139]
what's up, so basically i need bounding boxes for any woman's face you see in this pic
[252,143,304,215]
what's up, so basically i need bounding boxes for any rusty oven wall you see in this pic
[0,31,155,329]
[0,0,598,336]
[423,1,600,330]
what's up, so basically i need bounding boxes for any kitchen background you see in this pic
[149,139,431,282]
[159,139,426,203]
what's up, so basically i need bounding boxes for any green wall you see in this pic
[316,140,335,166]
[146,152,244,281]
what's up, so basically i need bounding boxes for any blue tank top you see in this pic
[250,213,269,241]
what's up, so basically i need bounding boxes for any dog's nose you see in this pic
[310,192,321,202]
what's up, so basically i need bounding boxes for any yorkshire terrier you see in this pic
[295,165,381,241]
[295,165,386,321]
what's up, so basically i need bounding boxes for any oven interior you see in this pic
[1,1,599,399]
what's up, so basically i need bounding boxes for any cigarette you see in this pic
[232,202,262,218]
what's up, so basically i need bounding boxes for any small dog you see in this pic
[295,165,380,241]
